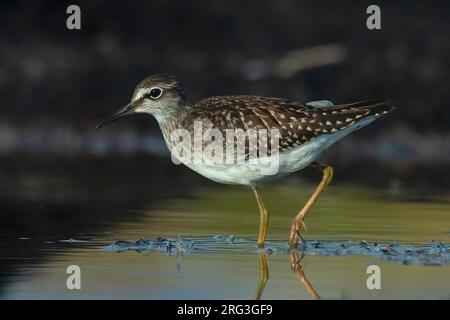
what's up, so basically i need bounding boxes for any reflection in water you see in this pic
[1,160,450,299]
[108,239,324,300]
[289,250,320,300]
[106,236,449,299]
[255,250,320,300]
[255,253,268,300]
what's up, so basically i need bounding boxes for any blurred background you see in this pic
[1,1,449,186]
[0,1,449,299]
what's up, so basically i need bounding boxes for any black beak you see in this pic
[96,103,134,129]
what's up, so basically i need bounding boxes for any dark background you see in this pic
[0,1,449,185]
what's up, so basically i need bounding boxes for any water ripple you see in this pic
[101,235,449,266]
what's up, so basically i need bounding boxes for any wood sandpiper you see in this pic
[96,74,394,248]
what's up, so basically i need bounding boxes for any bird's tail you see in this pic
[333,99,394,117]
[309,100,394,134]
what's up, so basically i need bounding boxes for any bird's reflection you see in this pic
[112,235,323,299]
[254,252,269,300]
[255,249,320,300]
[288,249,320,299]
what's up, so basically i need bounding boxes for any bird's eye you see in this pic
[146,87,163,99]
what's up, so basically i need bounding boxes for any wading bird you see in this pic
[97,74,393,248]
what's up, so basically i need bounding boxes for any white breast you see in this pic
[171,116,376,185]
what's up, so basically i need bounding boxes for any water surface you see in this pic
[0,159,449,299]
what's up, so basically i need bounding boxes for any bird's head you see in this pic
[96,74,188,129]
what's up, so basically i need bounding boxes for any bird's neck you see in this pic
[153,102,192,145]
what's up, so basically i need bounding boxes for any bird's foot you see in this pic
[289,218,308,249]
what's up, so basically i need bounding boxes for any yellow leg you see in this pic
[254,252,269,300]
[251,185,269,248]
[289,163,333,248]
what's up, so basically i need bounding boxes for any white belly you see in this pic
[175,117,375,185]
[182,133,333,185]
[184,140,319,185]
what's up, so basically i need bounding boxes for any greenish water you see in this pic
[1,169,448,300]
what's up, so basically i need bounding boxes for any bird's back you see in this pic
[187,96,393,153]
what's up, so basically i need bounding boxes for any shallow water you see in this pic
[0,159,449,299]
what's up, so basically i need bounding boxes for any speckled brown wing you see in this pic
[186,96,393,154]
